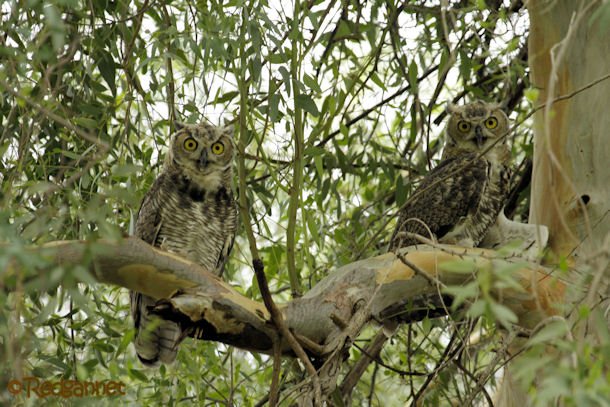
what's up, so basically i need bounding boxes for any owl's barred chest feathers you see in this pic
[140,169,237,274]
[441,152,511,243]
[389,152,511,250]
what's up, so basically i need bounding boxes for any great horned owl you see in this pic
[130,122,238,366]
[389,100,512,251]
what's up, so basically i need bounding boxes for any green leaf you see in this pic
[43,3,65,51]
[269,94,280,122]
[524,87,540,103]
[268,52,288,64]
[314,155,324,179]
[395,176,407,207]
[111,164,142,177]
[336,20,353,39]
[370,72,387,91]
[440,259,478,274]
[295,94,319,117]
[527,320,568,347]
[74,117,98,129]
[129,368,149,382]
[215,91,239,104]
[408,60,419,92]
[250,56,262,82]
[97,50,116,96]
[306,210,320,243]
[467,299,486,318]
[304,147,325,157]
[489,301,518,327]
[443,281,479,309]
[303,73,322,93]
[92,341,115,352]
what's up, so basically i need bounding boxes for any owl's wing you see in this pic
[389,154,488,251]
[215,199,238,277]
[134,176,165,245]
[131,174,181,366]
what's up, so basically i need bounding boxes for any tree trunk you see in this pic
[498,1,610,405]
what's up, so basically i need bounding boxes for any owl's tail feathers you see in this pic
[130,292,182,367]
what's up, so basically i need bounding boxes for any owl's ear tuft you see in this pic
[223,124,234,136]
[173,121,186,132]
[446,102,458,114]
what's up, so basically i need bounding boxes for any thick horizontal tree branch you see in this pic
[13,237,565,357]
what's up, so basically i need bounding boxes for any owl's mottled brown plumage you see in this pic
[130,122,238,366]
[389,100,512,251]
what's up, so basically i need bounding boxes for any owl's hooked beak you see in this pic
[474,125,485,148]
[198,149,208,167]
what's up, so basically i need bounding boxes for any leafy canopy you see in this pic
[1,0,566,405]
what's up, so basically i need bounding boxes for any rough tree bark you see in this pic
[497,1,610,405]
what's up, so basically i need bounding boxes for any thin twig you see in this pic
[352,341,427,377]
[453,359,494,407]
[461,330,517,407]
[0,79,109,150]
[315,64,439,148]
[411,330,462,405]
[233,8,309,404]
[294,333,325,356]
[161,5,176,124]
[395,251,440,288]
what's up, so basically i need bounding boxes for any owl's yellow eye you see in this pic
[211,142,224,155]
[183,138,198,151]
[485,117,498,129]
[457,121,471,132]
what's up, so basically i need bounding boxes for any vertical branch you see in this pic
[286,0,304,297]
[236,25,285,406]
[234,7,317,404]
[161,5,176,126]
[269,340,282,406]
[229,349,235,405]
[236,5,261,265]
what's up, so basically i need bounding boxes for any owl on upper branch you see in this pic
[389,100,513,251]
[130,122,238,366]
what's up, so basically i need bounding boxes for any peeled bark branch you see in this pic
[24,237,562,357]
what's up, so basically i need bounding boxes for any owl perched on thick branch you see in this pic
[130,122,238,366]
[389,100,512,251]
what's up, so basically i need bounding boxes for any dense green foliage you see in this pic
[8,0,606,406]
